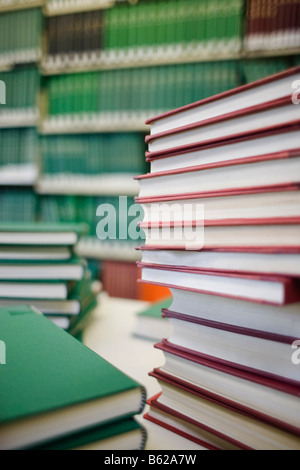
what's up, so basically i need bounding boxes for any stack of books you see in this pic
[135,66,300,450]
[0,223,101,337]
[0,305,147,450]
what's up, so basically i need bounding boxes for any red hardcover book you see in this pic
[151,304,300,385]
[144,394,239,451]
[153,341,300,436]
[137,261,300,306]
[145,97,300,157]
[138,245,300,277]
[146,121,300,169]
[146,373,300,450]
[135,149,300,199]
[136,185,300,239]
[145,66,300,137]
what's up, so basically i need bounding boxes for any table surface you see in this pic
[82,293,205,451]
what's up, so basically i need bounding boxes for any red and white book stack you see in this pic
[135,67,300,450]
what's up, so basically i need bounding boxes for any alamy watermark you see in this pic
[0,80,5,105]
[291,340,300,365]
[0,340,6,365]
[95,197,204,250]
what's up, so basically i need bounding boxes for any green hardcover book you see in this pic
[34,418,147,450]
[0,257,86,281]
[0,305,147,450]
[0,222,89,246]
[0,244,72,261]
[0,272,98,315]
[0,279,77,300]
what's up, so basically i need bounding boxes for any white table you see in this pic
[82,293,205,451]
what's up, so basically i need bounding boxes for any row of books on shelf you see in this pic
[0,127,38,167]
[40,132,147,175]
[0,128,147,185]
[1,58,299,128]
[0,7,42,67]
[0,188,37,222]
[45,61,240,118]
[40,194,140,239]
[0,224,147,450]
[44,58,300,127]
[0,0,299,70]
[0,66,40,125]
[135,66,300,449]
[43,0,244,69]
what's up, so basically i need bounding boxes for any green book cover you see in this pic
[34,418,147,450]
[0,278,76,301]
[0,305,146,450]
[0,257,86,281]
[0,222,89,246]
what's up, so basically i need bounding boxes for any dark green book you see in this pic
[0,245,73,261]
[34,418,147,450]
[0,223,89,246]
[0,306,146,450]
[0,257,86,281]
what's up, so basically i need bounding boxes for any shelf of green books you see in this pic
[0,7,43,68]
[35,174,140,196]
[0,164,38,186]
[0,0,43,12]
[76,237,141,262]
[44,0,115,16]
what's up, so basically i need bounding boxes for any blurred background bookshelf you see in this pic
[0,0,299,300]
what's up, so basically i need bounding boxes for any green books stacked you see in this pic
[0,223,101,337]
[0,305,147,450]
[0,7,43,67]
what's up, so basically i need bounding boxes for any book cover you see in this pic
[0,305,146,450]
